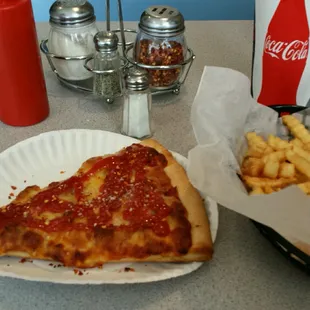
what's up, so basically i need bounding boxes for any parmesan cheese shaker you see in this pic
[48,0,98,81]
[121,67,153,139]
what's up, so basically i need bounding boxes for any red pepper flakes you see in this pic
[9,193,14,197]
[49,263,54,266]
[136,39,184,87]
[60,171,65,174]
[11,185,17,190]
[19,258,27,263]
[124,267,135,272]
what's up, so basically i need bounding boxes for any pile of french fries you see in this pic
[240,114,310,195]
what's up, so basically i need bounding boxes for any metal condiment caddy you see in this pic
[40,0,195,99]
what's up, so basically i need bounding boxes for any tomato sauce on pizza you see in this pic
[0,140,213,267]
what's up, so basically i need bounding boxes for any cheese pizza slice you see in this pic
[0,139,213,268]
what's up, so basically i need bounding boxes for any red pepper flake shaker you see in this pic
[133,6,187,89]
[0,0,49,126]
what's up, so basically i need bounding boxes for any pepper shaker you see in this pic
[93,31,123,103]
[121,67,153,139]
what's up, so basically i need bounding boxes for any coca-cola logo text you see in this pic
[264,35,308,60]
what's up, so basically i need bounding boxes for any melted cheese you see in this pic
[0,142,206,267]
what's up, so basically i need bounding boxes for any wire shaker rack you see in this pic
[40,0,195,97]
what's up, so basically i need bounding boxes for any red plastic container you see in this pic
[0,0,49,126]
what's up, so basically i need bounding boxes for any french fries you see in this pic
[241,114,310,196]
[291,145,310,162]
[262,150,286,163]
[278,162,295,178]
[242,175,297,189]
[282,115,310,144]
[267,134,292,151]
[297,182,310,195]
[290,138,304,148]
[241,157,264,177]
[249,187,264,195]
[285,150,310,179]
[246,132,273,157]
[263,160,280,179]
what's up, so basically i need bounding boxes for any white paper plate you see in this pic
[0,130,218,284]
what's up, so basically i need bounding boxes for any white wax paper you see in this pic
[188,66,310,246]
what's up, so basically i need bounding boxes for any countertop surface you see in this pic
[0,21,309,310]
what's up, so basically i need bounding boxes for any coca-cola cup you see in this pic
[252,0,310,107]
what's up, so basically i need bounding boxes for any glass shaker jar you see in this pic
[133,6,187,89]
[121,67,153,139]
[92,31,123,103]
[48,0,98,81]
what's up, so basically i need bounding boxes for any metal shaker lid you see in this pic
[138,6,185,37]
[49,1,95,26]
[94,31,119,52]
[126,67,149,91]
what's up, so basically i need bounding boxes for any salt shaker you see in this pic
[121,67,153,139]
[93,31,123,103]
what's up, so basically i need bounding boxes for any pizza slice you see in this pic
[0,139,213,268]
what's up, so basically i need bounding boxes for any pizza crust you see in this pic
[141,139,213,261]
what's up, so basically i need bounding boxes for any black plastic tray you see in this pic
[251,104,310,274]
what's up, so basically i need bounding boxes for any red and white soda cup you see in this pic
[252,0,310,107]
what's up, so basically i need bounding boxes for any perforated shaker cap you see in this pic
[94,31,119,52]
[49,1,95,26]
[126,67,150,91]
[139,6,185,37]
